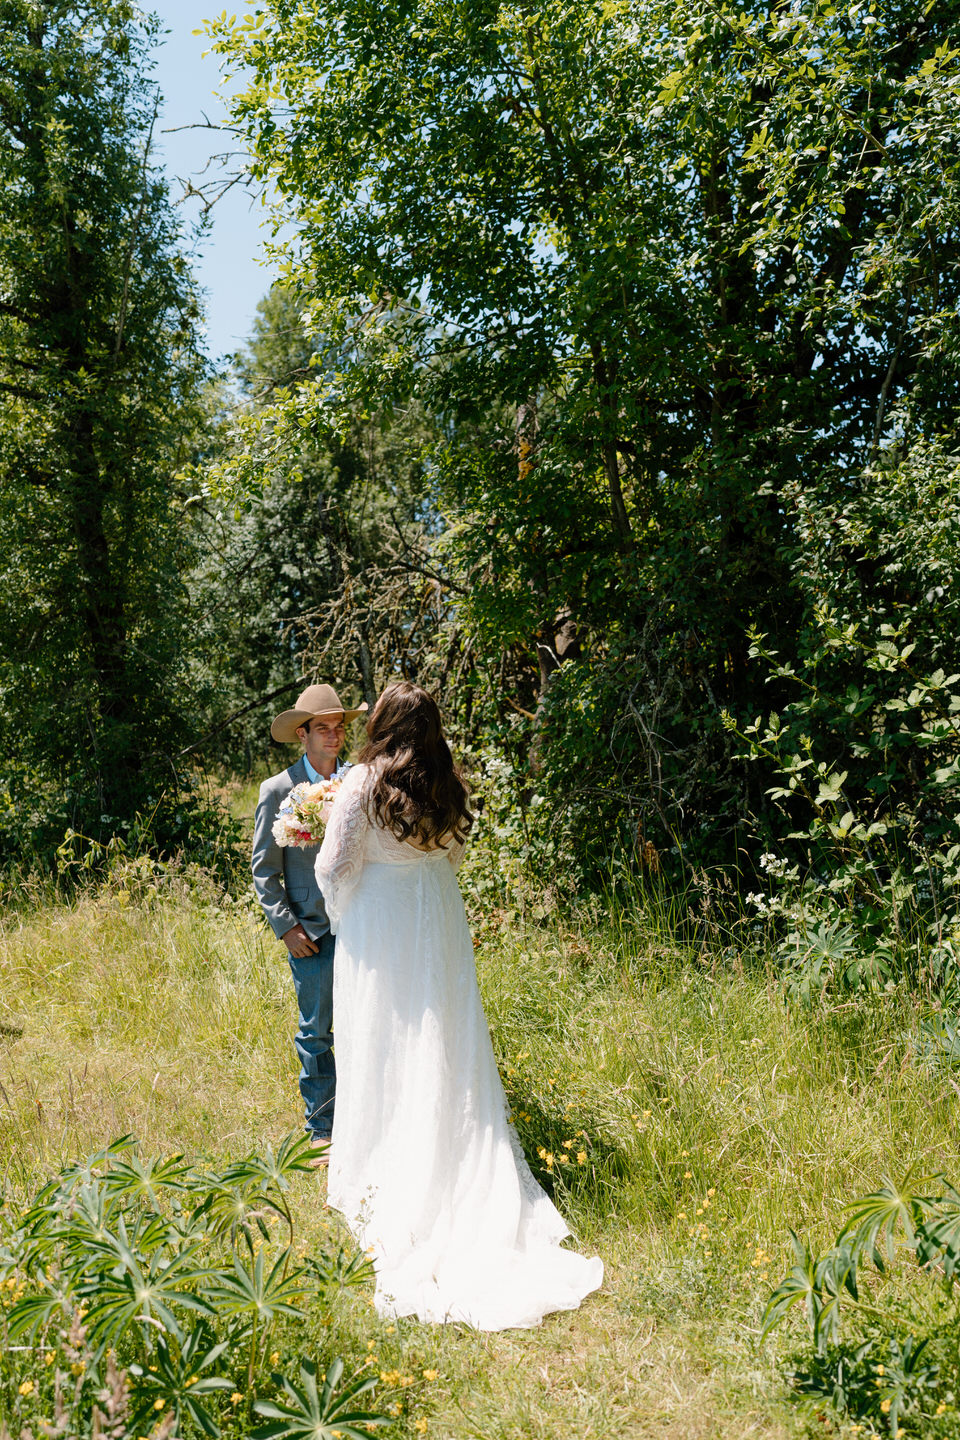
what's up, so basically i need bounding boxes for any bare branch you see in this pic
[176,677,305,758]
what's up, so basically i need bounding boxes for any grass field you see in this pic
[0,863,956,1439]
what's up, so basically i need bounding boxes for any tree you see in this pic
[0,0,209,865]
[188,286,443,771]
[208,0,960,878]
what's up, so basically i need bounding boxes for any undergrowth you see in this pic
[0,876,956,1437]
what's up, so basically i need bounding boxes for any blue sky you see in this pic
[149,0,279,360]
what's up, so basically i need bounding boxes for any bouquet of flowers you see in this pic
[271,775,346,848]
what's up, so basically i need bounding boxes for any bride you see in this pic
[315,681,603,1331]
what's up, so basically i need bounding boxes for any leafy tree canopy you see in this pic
[0,0,215,868]
[205,0,960,878]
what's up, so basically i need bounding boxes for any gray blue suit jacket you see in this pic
[252,756,343,941]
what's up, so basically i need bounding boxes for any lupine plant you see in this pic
[763,1172,960,1435]
[0,1135,386,1439]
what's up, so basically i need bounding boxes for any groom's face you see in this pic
[299,713,346,770]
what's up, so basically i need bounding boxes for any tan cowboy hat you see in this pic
[270,684,369,744]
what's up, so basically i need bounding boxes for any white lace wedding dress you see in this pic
[314,762,603,1330]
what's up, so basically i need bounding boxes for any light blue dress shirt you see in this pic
[303,755,344,784]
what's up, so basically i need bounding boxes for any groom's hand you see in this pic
[282,924,320,958]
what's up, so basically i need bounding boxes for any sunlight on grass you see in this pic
[0,883,950,1437]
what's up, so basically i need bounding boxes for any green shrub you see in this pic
[763,1170,960,1436]
[0,775,249,898]
[730,440,960,1000]
[0,1136,386,1439]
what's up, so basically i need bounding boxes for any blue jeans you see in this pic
[286,931,336,1138]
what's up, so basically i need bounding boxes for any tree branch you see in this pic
[175,677,306,758]
[0,377,42,401]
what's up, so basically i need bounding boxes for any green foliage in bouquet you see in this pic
[0,1136,387,1439]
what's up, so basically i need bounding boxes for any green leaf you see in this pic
[761,1230,820,1341]
[252,1358,389,1440]
[78,1242,214,1348]
[203,1248,309,1323]
[130,1325,236,1438]
[837,1167,937,1266]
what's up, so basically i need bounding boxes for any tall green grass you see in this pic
[0,876,952,1437]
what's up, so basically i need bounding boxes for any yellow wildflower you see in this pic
[880,1398,892,1415]
[577,1151,587,1164]
[422,1369,438,1381]
[269,1351,280,1365]
[684,1171,693,1179]
[153,1400,165,1412]
[70,1361,85,1377]
[18,1380,34,1397]
[45,1354,55,1367]
[230,1393,243,1405]
[415,1422,428,1434]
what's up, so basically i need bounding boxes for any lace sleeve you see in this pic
[315,764,370,932]
[445,830,467,872]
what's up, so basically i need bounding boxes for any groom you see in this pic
[251,683,368,1158]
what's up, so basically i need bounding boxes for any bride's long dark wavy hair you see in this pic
[359,682,473,846]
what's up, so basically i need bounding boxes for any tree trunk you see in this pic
[529,609,582,774]
[590,340,632,550]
